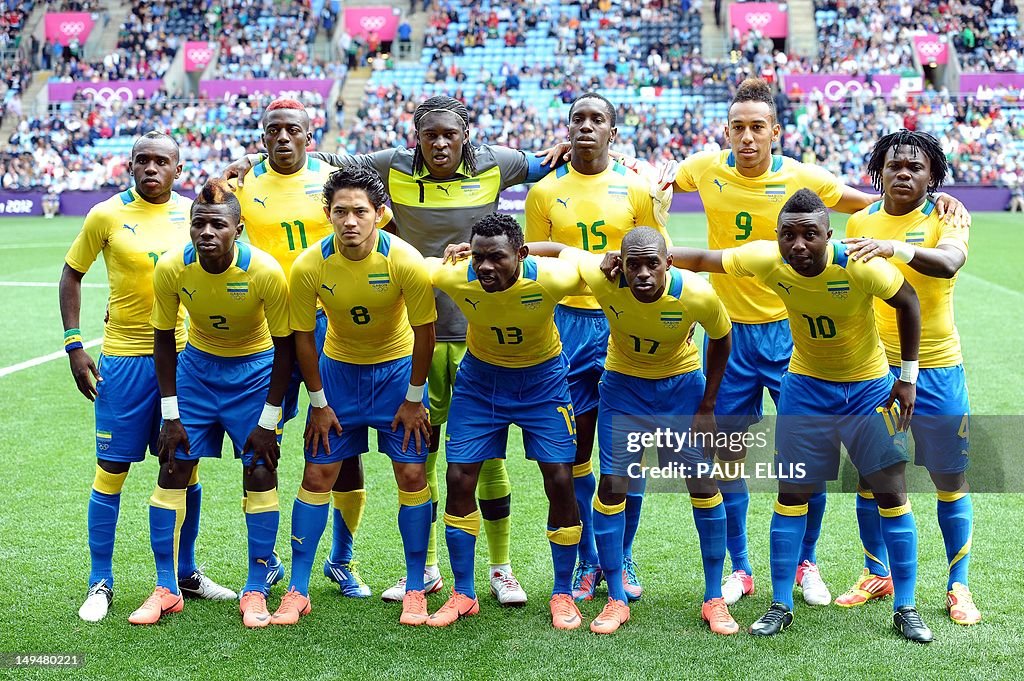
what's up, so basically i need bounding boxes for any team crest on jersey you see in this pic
[607,184,629,199]
[368,272,390,291]
[460,180,482,195]
[660,310,683,327]
[304,183,321,197]
[906,231,926,244]
[96,430,112,451]
[520,293,543,309]
[765,183,787,202]
[169,213,186,223]
[227,281,249,300]
[826,280,850,300]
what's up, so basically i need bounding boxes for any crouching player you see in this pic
[533,226,736,634]
[840,130,979,624]
[426,213,584,629]
[129,179,293,627]
[664,189,932,642]
[273,167,436,626]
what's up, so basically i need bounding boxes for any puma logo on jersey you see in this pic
[777,282,793,295]
[609,305,624,319]
[122,223,138,234]
[713,179,728,193]
[181,287,196,301]
[253,196,268,208]
[465,297,480,310]
[437,184,451,196]
[556,197,570,208]
[321,283,336,295]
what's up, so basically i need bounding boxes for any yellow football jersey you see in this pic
[290,230,437,364]
[234,156,393,278]
[152,241,290,357]
[525,161,664,309]
[566,249,731,379]
[846,200,968,368]
[722,240,904,382]
[427,256,587,368]
[65,189,190,356]
[675,150,845,324]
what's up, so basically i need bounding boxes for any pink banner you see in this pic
[959,73,1024,96]
[344,6,400,40]
[184,41,216,73]
[913,34,949,66]
[44,12,95,46]
[198,79,335,99]
[48,80,165,103]
[729,3,788,39]
[782,74,903,101]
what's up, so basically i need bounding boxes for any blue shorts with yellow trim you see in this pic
[775,372,909,484]
[890,364,970,474]
[306,354,428,464]
[94,354,160,462]
[175,345,280,467]
[597,369,712,477]
[283,307,329,423]
[708,319,792,433]
[555,305,609,416]
[444,353,577,465]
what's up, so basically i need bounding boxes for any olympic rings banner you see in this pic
[781,74,903,101]
[198,79,335,99]
[184,41,216,73]
[729,3,788,39]
[344,6,399,40]
[44,12,96,46]
[48,80,165,103]
[913,34,949,66]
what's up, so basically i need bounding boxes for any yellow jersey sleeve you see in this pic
[721,240,780,279]
[151,249,183,332]
[848,255,905,302]
[524,184,552,242]
[672,150,719,192]
[391,241,437,327]
[937,214,970,256]
[686,272,733,340]
[64,204,109,274]
[252,252,291,338]
[792,161,845,209]
[288,245,322,333]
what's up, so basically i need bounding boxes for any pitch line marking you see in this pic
[958,272,1024,299]
[0,339,103,378]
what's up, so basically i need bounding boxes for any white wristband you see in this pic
[161,396,180,421]
[308,388,328,409]
[899,360,919,384]
[405,383,425,403]
[890,240,915,264]
[258,403,281,430]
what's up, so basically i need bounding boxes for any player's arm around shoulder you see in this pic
[539,253,590,298]
[672,149,720,192]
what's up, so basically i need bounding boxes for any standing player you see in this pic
[60,132,234,623]
[525,93,665,602]
[224,96,562,603]
[425,213,584,629]
[530,227,736,635]
[128,180,293,627]
[232,99,396,598]
[839,131,979,624]
[663,78,966,607]
[664,190,932,642]
[273,167,437,627]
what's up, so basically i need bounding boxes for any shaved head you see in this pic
[621,226,667,259]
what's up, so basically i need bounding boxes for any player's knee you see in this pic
[302,462,340,493]
[158,460,196,490]
[539,462,574,497]
[394,463,427,493]
[597,475,627,506]
[715,442,747,462]
[335,455,364,489]
[685,477,718,497]
[777,486,812,508]
[245,464,278,492]
[97,458,131,475]
[930,470,966,493]
[863,462,907,499]
[446,463,480,498]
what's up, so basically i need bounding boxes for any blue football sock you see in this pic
[799,487,827,565]
[937,492,973,590]
[593,498,627,602]
[719,477,752,575]
[398,487,432,592]
[149,486,186,594]
[177,482,202,579]
[623,491,644,558]
[769,501,808,610]
[572,461,599,565]
[856,489,889,576]
[288,489,331,596]
[444,511,480,599]
[692,493,728,601]
[879,503,918,610]
[547,525,582,596]
[87,489,120,587]
[244,489,280,595]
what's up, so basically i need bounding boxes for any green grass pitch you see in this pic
[0,213,1020,680]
